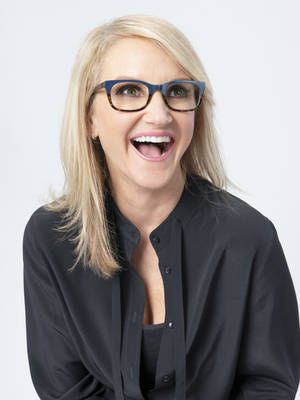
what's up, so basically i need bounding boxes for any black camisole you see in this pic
[139,322,165,393]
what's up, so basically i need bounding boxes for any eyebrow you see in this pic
[113,75,190,81]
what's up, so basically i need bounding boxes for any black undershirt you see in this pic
[140,322,165,393]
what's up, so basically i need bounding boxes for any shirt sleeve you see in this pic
[23,213,106,400]
[232,222,300,400]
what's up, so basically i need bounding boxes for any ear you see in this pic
[88,114,99,139]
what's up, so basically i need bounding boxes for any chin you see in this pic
[131,170,176,191]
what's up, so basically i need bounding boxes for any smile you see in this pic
[130,137,175,162]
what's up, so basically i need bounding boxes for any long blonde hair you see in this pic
[43,14,241,279]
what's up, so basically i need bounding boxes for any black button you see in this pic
[168,321,174,328]
[162,374,170,383]
[164,266,172,274]
[152,234,160,243]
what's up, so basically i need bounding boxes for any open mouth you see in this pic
[130,138,175,157]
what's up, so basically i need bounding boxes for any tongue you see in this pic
[137,143,161,157]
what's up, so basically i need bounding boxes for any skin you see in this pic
[90,37,195,241]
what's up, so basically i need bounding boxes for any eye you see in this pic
[115,84,144,97]
[167,84,189,97]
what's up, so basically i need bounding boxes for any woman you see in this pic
[23,14,300,400]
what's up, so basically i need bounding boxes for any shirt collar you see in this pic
[106,172,208,240]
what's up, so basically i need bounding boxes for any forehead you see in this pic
[100,37,189,82]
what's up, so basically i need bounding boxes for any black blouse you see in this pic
[22,173,300,399]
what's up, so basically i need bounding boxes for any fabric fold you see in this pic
[173,217,186,400]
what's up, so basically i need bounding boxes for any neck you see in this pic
[109,170,186,240]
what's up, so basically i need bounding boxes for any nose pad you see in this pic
[150,90,167,107]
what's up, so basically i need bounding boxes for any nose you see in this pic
[142,90,172,124]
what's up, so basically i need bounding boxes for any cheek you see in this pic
[96,111,138,153]
[181,115,195,147]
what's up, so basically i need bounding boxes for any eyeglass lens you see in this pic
[110,81,200,111]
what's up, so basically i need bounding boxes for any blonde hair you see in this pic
[43,14,242,279]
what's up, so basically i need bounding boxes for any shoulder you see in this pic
[216,190,275,250]
[24,204,62,236]
[193,176,276,250]
[23,204,71,252]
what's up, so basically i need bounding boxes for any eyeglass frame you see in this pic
[88,79,206,112]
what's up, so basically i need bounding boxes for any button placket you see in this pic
[132,310,137,324]
[122,273,145,397]
[151,232,176,390]
[164,266,172,274]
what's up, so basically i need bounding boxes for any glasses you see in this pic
[89,79,205,112]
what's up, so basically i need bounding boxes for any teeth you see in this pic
[133,136,172,143]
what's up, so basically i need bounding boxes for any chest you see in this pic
[130,240,165,325]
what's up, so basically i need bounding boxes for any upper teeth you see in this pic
[133,136,171,143]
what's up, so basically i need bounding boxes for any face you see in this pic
[89,37,195,192]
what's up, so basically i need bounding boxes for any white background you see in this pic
[1,0,299,398]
